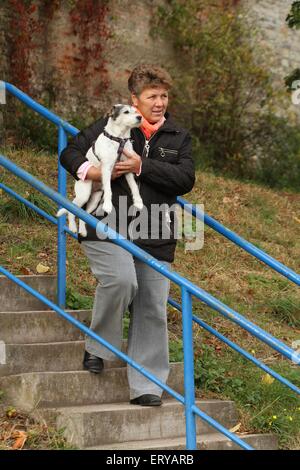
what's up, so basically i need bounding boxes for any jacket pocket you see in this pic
[153,147,179,163]
[159,147,178,157]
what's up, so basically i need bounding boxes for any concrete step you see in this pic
[49,399,239,448]
[0,362,184,410]
[0,340,126,376]
[0,309,92,344]
[0,275,56,312]
[87,432,278,450]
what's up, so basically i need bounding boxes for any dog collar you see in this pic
[92,131,130,163]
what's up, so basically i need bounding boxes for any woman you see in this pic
[60,64,195,406]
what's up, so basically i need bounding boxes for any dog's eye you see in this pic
[124,110,130,114]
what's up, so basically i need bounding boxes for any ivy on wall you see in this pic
[7,0,111,96]
[68,0,111,95]
[8,0,41,93]
[5,0,112,150]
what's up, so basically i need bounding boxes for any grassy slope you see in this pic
[0,148,299,449]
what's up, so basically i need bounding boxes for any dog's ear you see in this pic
[106,105,114,119]
[107,104,122,121]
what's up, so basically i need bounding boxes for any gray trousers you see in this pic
[81,240,170,400]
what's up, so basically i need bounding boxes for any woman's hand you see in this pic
[112,148,142,179]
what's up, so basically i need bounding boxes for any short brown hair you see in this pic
[128,64,173,96]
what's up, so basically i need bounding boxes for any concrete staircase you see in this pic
[0,275,278,450]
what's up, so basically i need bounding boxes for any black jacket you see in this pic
[60,112,195,262]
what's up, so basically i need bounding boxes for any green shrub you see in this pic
[65,287,93,310]
[151,1,274,170]
[169,339,184,363]
[3,97,93,153]
[151,0,300,191]
[245,114,300,191]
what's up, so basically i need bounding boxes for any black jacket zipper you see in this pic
[128,131,159,242]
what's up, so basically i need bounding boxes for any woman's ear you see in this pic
[131,94,138,107]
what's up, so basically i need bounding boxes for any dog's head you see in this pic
[107,104,142,129]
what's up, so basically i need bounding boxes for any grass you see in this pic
[0,404,75,450]
[0,147,299,449]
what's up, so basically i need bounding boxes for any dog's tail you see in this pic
[56,208,69,217]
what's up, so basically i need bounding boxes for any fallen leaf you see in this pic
[293,216,300,224]
[36,263,50,274]
[12,430,27,450]
[261,373,275,385]
[229,423,242,433]
[20,267,31,275]
[6,407,17,418]
[222,197,232,204]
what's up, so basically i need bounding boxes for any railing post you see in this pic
[181,286,197,450]
[57,125,67,308]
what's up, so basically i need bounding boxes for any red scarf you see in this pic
[134,107,166,140]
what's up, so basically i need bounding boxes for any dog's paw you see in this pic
[69,222,78,233]
[79,228,87,237]
[57,208,67,217]
[102,201,113,214]
[134,199,143,211]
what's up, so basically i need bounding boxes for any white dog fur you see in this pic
[57,104,143,237]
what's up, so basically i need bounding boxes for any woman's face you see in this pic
[131,86,169,124]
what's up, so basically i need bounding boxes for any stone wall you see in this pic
[242,0,300,121]
[0,0,178,125]
[0,0,300,130]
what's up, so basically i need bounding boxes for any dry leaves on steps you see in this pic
[229,423,242,433]
[12,430,27,450]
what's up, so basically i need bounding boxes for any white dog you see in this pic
[57,104,143,237]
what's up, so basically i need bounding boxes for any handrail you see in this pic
[177,197,300,287]
[0,265,254,450]
[0,153,253,451]
[2,81,299,450]
[3,81,300,287]
[2,162,299,397]
[1,152,299,452]
[168,299,300,395]
[1,155,299,366]
[0,181,78,239]
[4,82,78,136]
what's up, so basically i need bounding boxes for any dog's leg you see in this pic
[124,172,143,210]
[101,163,114,214]
[67,180,93,233]
[78,190,103,237]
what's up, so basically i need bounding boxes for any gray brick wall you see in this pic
[242,0,300,120]
[1,0,299,125]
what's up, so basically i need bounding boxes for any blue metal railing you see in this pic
[1,155,299,450]
[1,82,299,450]
[4,82,300,296]
[177,198,300,287]
[0,154,254,451]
